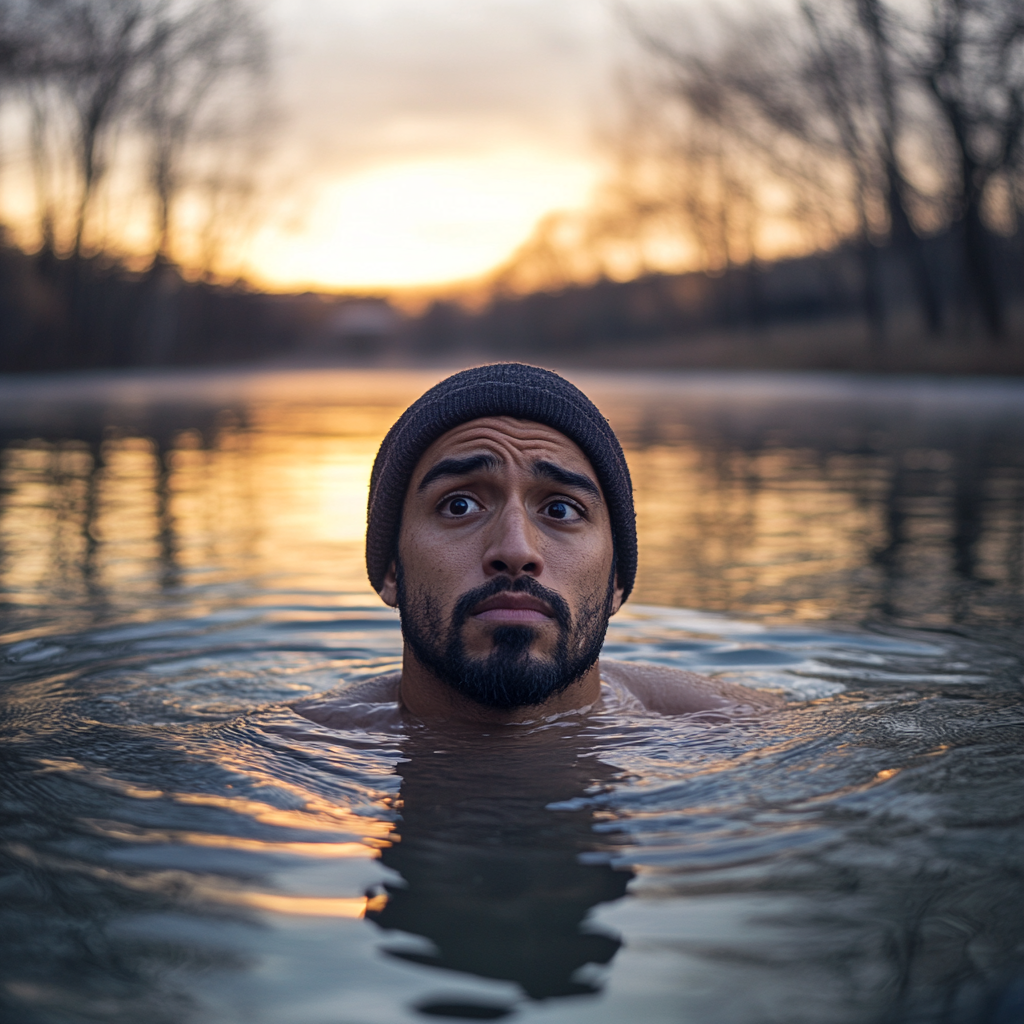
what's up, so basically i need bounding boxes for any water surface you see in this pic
[1,369,1022,1024]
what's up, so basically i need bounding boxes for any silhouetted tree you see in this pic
[43,1,170,257]
[579,0,1024,346]
[0,0,272,368]
[138,0,266,263]
[0,0,268,267]
[853,0,943,336]
[900,0,1024,340]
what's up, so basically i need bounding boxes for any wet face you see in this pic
[379,416,623,711]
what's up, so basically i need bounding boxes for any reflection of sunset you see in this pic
[4,369,1019,626]
[167,786,395,840]
[10,844,387,919]
[205,892,385,918]
[247,152,596,291]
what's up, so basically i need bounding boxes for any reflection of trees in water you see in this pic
[368,724,631,1000]
[0,406,253,617]
[869,422,1023,628]
[0,392,1021,627]
[620,395,1024,627]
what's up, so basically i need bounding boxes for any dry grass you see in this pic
[567,313,1024,375]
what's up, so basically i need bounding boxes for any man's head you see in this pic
[366,364,636,714]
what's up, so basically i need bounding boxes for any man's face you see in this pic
[381,416,624,710]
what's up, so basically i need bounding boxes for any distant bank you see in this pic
[2,236,1023,376]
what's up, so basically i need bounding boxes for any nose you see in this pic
[482,504,544,578]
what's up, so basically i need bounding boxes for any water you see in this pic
[1,368,1022,1024]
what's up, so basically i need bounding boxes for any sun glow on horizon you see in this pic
[243,150,597,292]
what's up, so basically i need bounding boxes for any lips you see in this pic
[471,592,555,623]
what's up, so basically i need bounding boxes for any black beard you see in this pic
[396,561,615,711]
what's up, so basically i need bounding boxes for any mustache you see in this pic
[450,575,572,633]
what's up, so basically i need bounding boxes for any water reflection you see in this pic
[0,370,1021,632]
[589,375,1024,628]
[1,369,1023,1022]
[369,724,631,1000]
[0,572,1021,1019]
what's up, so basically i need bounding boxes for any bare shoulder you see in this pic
[290,672,401,728]
[600,659,785,714]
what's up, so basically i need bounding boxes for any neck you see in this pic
[397,647,603,725]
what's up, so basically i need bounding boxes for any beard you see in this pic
[396,560,616,711]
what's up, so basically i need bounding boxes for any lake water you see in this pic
[1,368,1022,1024]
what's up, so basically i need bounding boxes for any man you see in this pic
[289,364,776,1005]
[298,362,778,727]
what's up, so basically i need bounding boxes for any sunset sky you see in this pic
[247,0,621,292]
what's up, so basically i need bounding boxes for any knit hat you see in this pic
[366,363,637,600]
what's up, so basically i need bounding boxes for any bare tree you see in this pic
[619,0,1024,344]
[896,0,1024,339]
[26,82,58,256]
[0,0,269,270]
[852,0,942,335]
[796,0,887,343]
[42,0,174,258]
[139,0,266,264]
[623,5,890,334]
[6,0,267,265]
[0,3,63,254]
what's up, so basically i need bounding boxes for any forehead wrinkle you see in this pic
[435,416,575,445]
[423,418,592,469]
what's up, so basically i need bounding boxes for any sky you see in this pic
[244,0,621,292]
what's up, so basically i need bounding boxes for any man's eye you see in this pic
[442,496,481,517]
[544,500,581,521]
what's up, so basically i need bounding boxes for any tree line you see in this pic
[495,0,1024,350]
[0,0,273,370]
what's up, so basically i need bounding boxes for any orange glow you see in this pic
[171,792,396,842]
[209,892,380,918]
[177,836,379,857]
[7,844,387,918]
[0,133,599,291]
[83,822,384,858]
[245,152,597,291]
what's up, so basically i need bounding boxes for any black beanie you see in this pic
[366,363,637,600]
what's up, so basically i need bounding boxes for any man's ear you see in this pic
[379,560,398,608]
[609,576,625,616]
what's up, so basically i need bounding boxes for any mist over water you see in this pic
[1,368,1022,1024]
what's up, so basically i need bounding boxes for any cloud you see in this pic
[265,0,615,170]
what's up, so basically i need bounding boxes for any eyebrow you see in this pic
[415,453,602,501]
[533,460,602,501]
[417,454,500,491]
